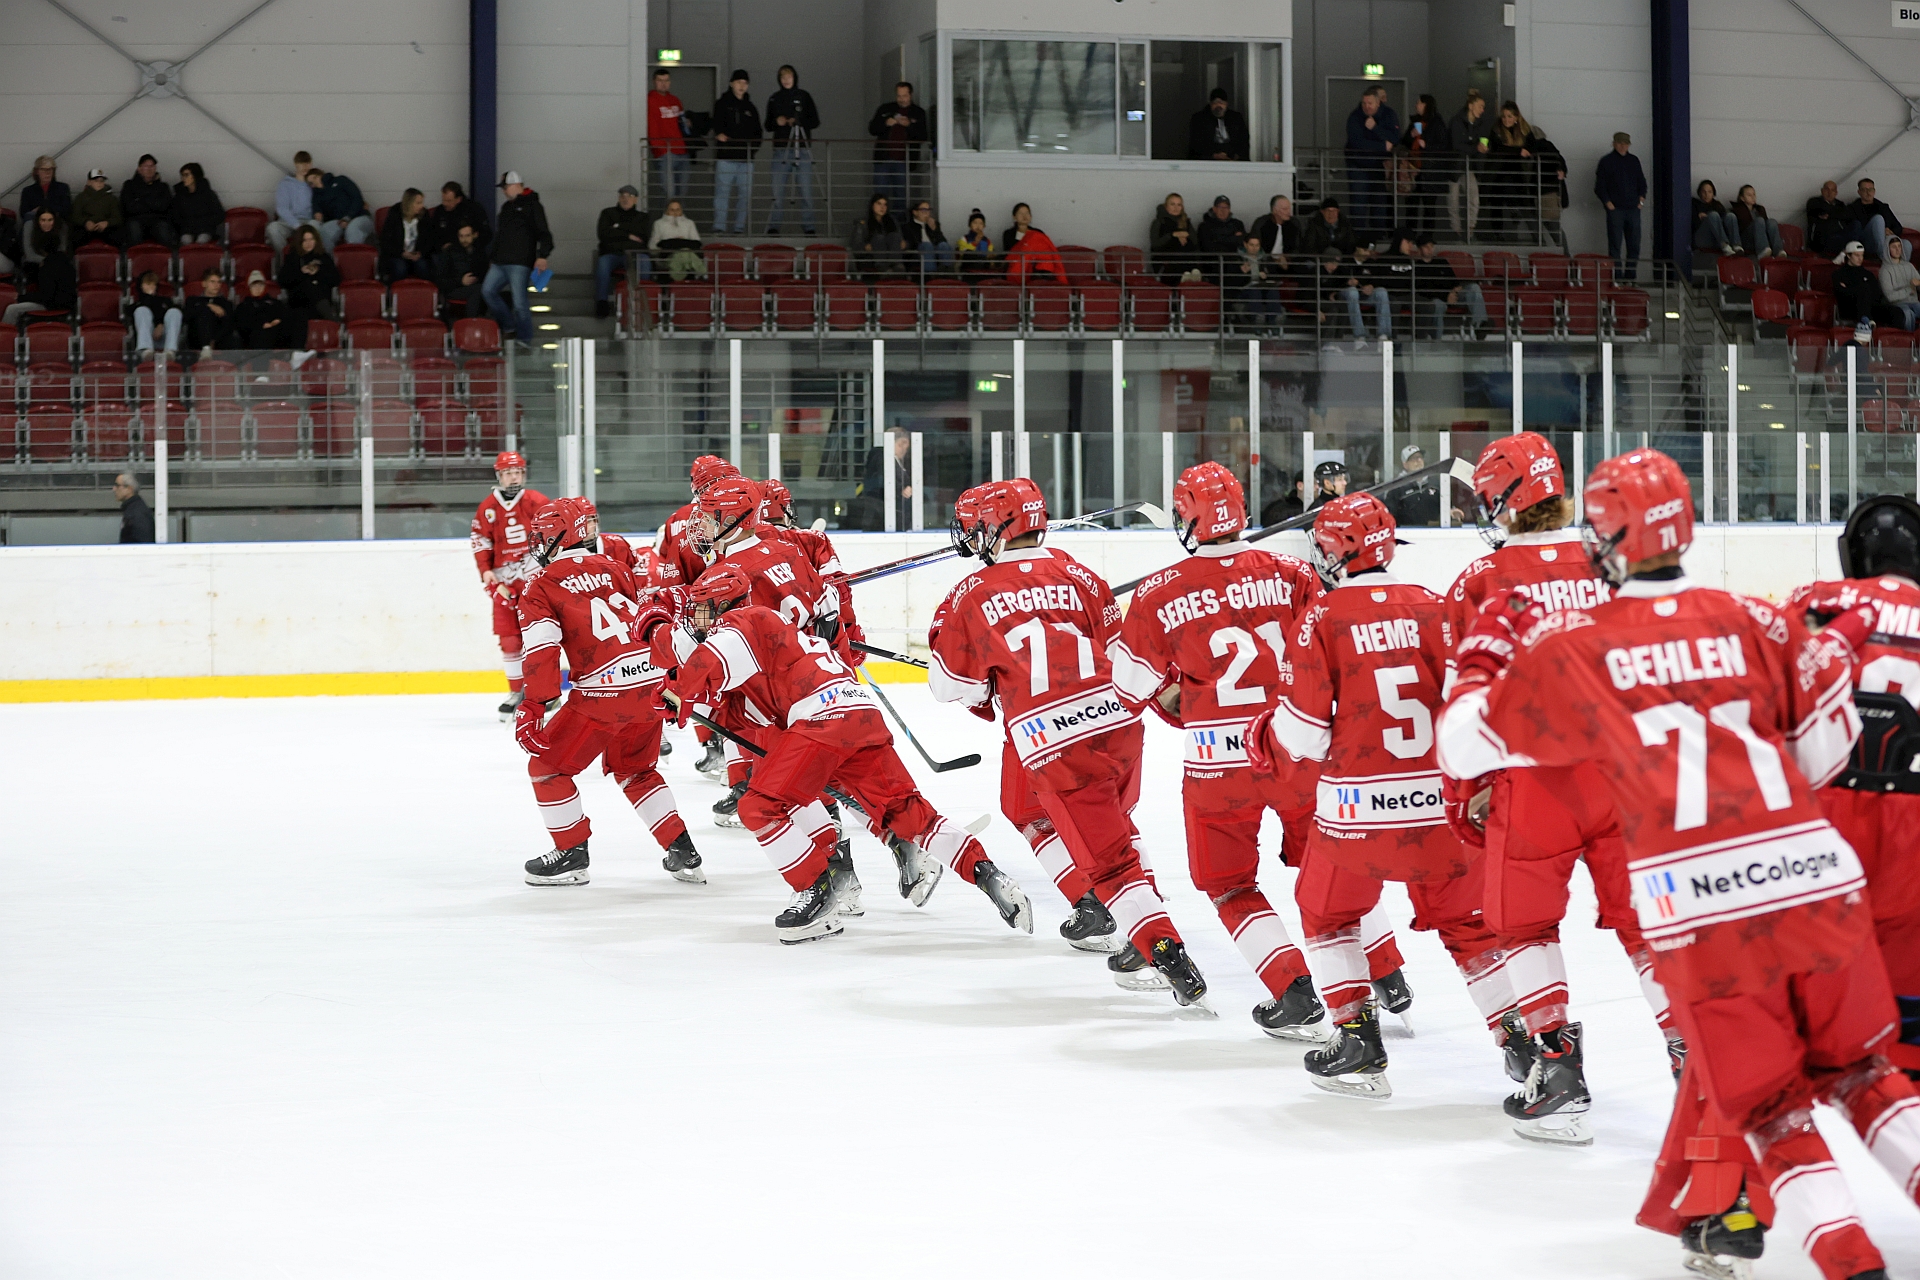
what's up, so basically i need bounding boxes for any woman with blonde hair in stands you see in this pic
[1488,101,1565,244]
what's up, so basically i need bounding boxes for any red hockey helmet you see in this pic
[693,475,763,554]
[971,478,1048,563]
[531,497,596,560]
[686,562,752,637]
[761,477,794,525]
[1310,492,1399,582]
[494,450,527,473]
[690,454,739,496]
[1473,432,1565,523]
[1583,449,1693,584]
[1173,461,1246,550]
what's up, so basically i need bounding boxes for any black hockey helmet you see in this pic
[1840,494,1920,581]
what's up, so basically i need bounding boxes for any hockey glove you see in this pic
[1793,582,1868,627]
[1454,588,1546,692]
[1245,708,1279,775]
[514,698,555,756]
[1443,773,1495,849]
[653,686,692,728]
[843,621,868,667]
[629,600,676,646]
[1814,601,1880,661]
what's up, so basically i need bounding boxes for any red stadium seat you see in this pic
[704,244,747,285]
[1481,250,1525,285]
[667,283,714,334]
[78,359,130,405]
[250,399,304,458]
[223,207,269,245]
[875,282,919,331]
[1057,244,1100,284]
[978,284,1021,331]
[308,399,356,458]
[1029,284,1071,332]
[25,323,71,365]
[771,284,817,331]
[83,405,133,461]
[229,244,273,286]
[24,406,76,462]
[1760,257,1801,293]
[345,319,395,350]
[753,244,797,282]
[192,395,245,459]
[1102,245,1147,280]
[0,283,14,313]
[179,243,225,286]
[74,243,121,285]
[452,317,500,354]
[1751,288,1791,325]
[77,321,125,361]
[76,283,121,325]
[800,244,849,284]
[1563,291,1601,336]
[1780,224,1805,255]
[926,282,971,332]
[1127,282,1173,333]
[192,359,241,407]
[1441,250,1479,281]
[719,283,767,332]
[333,244,378,283]
[1716,256,1755,291]
[410,355,460,402]
[398,319,448,352]
[1793,292,1834,326]
[390,278,439,322]
[339,280,386,323]
[1177,283,1219,333]
[373,206,390,238]
[419,398,471,456]
[368,398,415,456]
[1803,260,1836,295]
[823,283,868,331]
[1606,288,1651,338]
[1078,282,1122,331]
[462,356,504,408]
[1529,253,1572,289]
[1572,253,1615,287]
[304,318,342,352]
[1516,288,1559,335]
[25,363,74,405]
[126,243,172,284]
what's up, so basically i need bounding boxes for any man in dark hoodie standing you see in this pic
[484,171,553,345]
[121,154,177,247]
[711,70,763,236]
[766,65,821,236]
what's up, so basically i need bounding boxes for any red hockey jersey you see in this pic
[1110,541,1322,794]
[652,501,707,586]
[1443,529,1612,683]
[1266,569,1462,880]
[516,546,664,703]
[1824,575,1920,708]
[470,486,552,582]
[658,604,873,730]
[769,525,859,633]
[600,533,665,589]
[1437,576,1868,1002]
[701,532,836,628]
[928,546,1135,771]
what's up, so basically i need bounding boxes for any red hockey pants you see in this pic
[528,694,684,851]
[1824,788,1920,1073]
[492,594,524,692]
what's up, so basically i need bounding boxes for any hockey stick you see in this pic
[1110,457,1477,596]
[852,640,928,668]
[855,669,981,772]
[841,502,1168,589]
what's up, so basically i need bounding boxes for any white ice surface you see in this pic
[5,692,1920,1279]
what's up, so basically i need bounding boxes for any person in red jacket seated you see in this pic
[1001,202,1065,284]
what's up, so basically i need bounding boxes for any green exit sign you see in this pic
[975,378,999,392]
[657,48,682,63]
[1364,63,1385,76]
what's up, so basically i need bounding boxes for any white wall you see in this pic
[0,527,1848,684]
[934,0,1288,39]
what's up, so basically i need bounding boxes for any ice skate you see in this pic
[1058,893,1121,953]
[658,736,672,758]
[1150,937,1214,1015]
[661,832,705,884]
[888,836,943,907]
[1254,974,1328,1042]
[775,871,845,944]
[1679,1193,1765,1280]
[498,688,524,723]
[1304,1004,1392,1099]
[1499,1011,1536,1084]
[524,840,589,886]
[828,840,864,916]
[711,778,748,828]
[1108,943,1171,992]
[695,737,726,778]
[1372,968,1415,1034]
[972,859,1033,933]
[1505,1023,1593,1146]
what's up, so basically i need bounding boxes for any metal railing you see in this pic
[1292,147,1573,250]
[643,137,931,241]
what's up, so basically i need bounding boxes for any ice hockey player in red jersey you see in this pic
[1441,432,1679,1144]
[1246,492,1514,1098]
[657,454,740,778]
[470,451,551,720]
[512,498,701,888]
[653,563,1032,943]
[1113,461,1411,1038]
[1792,495,1920,1082]
[761,477,867,665]
[929,479,1212,1008]
[1436,448,1920,1280]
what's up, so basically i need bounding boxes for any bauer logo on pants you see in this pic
[1627,820,1867,939]
[1010,686,1135,764]
[1315,771,1446,831]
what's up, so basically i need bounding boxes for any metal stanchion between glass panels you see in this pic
[153,352,169,543]
[1110,339,1124,511]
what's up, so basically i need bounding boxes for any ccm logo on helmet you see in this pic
[1528,455,1557,476]
[1644,498,1687,523]
[1363,527,1394,546]
[1022,500,1045,513]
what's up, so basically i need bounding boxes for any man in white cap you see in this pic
[1388,443,1440,526]
[1833,240,1902,340]
[71,167,124,248]
[483,171,552,345]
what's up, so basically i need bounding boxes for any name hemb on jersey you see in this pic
[460,434,1920,1280]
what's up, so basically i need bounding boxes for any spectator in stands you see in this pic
[1195,195,1247,282]
[1445,90,1491,237]
[1488,103,1560,243]
[594,185,651,318]
[485,171,553,345]
[2,222,75,327]
[114,474,154,543]
[120,154,176,247]
[902,200,953,276]
[268,151,318,253]
[1261,472,1306,525]
[868,82,929,210]
[235,270,292,349]
[1879,236,1920,331]
[277,225,339,346]
[852,432,912,530]
[1730,185,1786,259]
[1337,243,1394,345]
[711,70,762,237]
[18,157,69,275]
[70,168,123,248]
[1833,241,1907,332]
[956,209,996,278]
[1389,445,1441,526]
[848,194,904,279]
[1806,180,1849,258]
[1691,180,1742,255]
[1415,233,1490,338]
[1150,193,1197,284]
[21,209,68,286]
[1302,198,1359,258]
[438,222,491,317]
[184,268,237,352]
[130,270,183,356]
[1345,86,1400,234]
[1594,132,1646,281]
[0,207,16,277]
[424,181,490,270]
[1187,87,1250,162]
[1847,178,1903,263]
[1003,212,1065,285]
[766,64,820,236]
[648,198,704,280]
[1250,195,1302,261]
[649,69,690,203]
[1229,232,1282,333]
[1401,95,1448,236]
[172,163,224,244]
[378,188,432,281]
[305,165,373,250]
